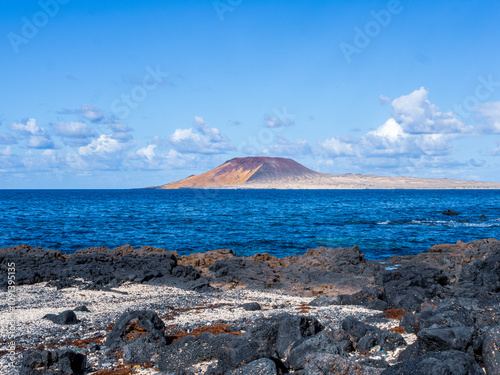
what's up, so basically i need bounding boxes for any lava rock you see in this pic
[186,280,215,292]
[382,350,483,375]
[417,326,475,354]
[358,330,407,354]
[157,332,236,372]
[338,286,387,310]
[242,302,262,311]
[381,265,448,312]
[415,305,475,332]
[43,310,79,325]
[105,310,166,351]
[341,315,378,342]
[216,339,282,374]
[442,209,459,216]
[287,331,345,370]
[228,358,278,375]
[304,353,383,375]
[20,349,86,375]
[308,296,340,307]
[172,265,200,280]
[275,315,323,358]
[483,326,500,375]
[123,338,164,364]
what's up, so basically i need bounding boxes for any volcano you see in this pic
[158,156,500,189]
[160,157,321,189]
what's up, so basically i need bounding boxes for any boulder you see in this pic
[43,310,79,325]
[105,310,166,351]
[382,350,483,375]
[483,326,500,375]
[242,302,262,311]
[341,315,378,342]
[287,331,345,370]
[417,326,475,354]
[20,349,86,375]
[357,330,406,354]
[338,286,387,310]
[216,339,283,374]
[304,353,383,375]
[228,358,278,375]
[157,332,237,372]
[400,304,475,334]
[275,315,323,358]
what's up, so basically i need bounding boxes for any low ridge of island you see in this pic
[154,157,500,189]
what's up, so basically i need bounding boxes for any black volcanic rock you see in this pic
[20,349,86,375]
[382,350,483,375]
[43,310,79,325]
[105,310,166,352]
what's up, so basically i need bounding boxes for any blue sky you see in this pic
[1,0,500,188]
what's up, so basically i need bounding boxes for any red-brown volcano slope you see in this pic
[160,157,320,189]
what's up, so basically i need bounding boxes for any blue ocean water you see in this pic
[0,189,499,260]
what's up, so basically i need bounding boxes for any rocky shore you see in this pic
[1,238,499,374]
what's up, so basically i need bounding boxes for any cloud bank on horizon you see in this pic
[0,0,499,188]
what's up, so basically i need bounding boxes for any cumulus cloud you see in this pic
[79,134,127,158]
[264,113,295,128]
[59,105,104,122]
[136,144,157,161]
[11,119,54,149]
[52,121,97,147]
[391,88,469,134]
[320,88,470,160]
[168,116,234,154]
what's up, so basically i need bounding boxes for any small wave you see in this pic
[377,221,390,225]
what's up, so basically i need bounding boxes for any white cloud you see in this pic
[11,119,54,149]
[79,134,126,157]
[319,136,357,157]
[320,88,469,160]
[53,122,96,138]
[379,94,391,105]
[136,144,156,161]
[26,136,55,149]
[11,118,43,135]
[391,87,469,134]
[80,105,104,122]
[264,113,295,128]
[168,116,233,154]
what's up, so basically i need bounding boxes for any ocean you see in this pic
[0,189,499,260]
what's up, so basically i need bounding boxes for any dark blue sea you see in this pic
[0,189,499,260]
